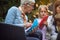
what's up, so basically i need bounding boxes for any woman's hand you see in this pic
[25,23,32,29]
[31,27,38,33]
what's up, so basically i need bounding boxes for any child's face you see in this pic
[39,8,48,18]
[56,5,60,14]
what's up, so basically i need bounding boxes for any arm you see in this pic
[5,6,31,27]
[47,16,54,28]
[26,18,38,33]
[47,15,56,34]
[5,6,17,24]
[5,6,25,27]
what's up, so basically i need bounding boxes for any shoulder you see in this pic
[48,15,54,20]
[34,18,38,21]
[8,6,18,11]
[10,6,18,9]
[48,15,53,19]
[47,15,54,22]
[6,6,19,17]
[34,18,41,22]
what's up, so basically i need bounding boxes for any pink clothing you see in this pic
[36,15,57,40]
[37,19,47,40]
[40,26,47,40]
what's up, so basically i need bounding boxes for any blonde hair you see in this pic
[38,5,48,12]
[38,5,48,18]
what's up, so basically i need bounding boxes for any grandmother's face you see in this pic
[26,3,34,13]
[39,7,48,18]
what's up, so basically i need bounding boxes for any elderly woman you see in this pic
[4,0,40,40]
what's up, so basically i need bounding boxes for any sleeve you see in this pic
[47,16,54,28]
[5,6,28,27]
[25,18,38,33]
[5,6,17,24]
[13,24,25,27]
[13,14,29,27]
[47,15,56,34]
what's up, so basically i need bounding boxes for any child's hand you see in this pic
[44,21,47,26]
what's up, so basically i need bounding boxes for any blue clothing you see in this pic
[26,18,38,33]
[5,6,28,27]
[5,6,40,40]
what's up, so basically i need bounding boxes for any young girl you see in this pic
[35,5,57,40]
[26,5,57,40]
[37,5,49,40]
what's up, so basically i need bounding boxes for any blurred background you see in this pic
[0,0,56,22]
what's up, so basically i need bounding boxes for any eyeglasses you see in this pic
[27,4,34,8]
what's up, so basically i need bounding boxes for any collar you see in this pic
[19,6,24,14]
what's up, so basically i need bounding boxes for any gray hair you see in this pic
[21,0,35,6]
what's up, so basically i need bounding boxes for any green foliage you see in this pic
[0,0,20,19]
[0,17,4,22]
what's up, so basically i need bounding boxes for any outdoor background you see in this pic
[0,0,56,22]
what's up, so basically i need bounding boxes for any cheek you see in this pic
[40,13,44,17]
[56,8,60,13]
[40,13,46,15]
[27,8,32,13]
[40,13,43,15]
[45,13,48,15]
[27,8,30,10]
[28,8,32,11]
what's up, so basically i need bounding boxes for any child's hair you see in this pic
[38,5,48,12]
[38,5,48,18]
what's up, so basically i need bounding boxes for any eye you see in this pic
[58,6,60,9]
[40,11,47,13]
